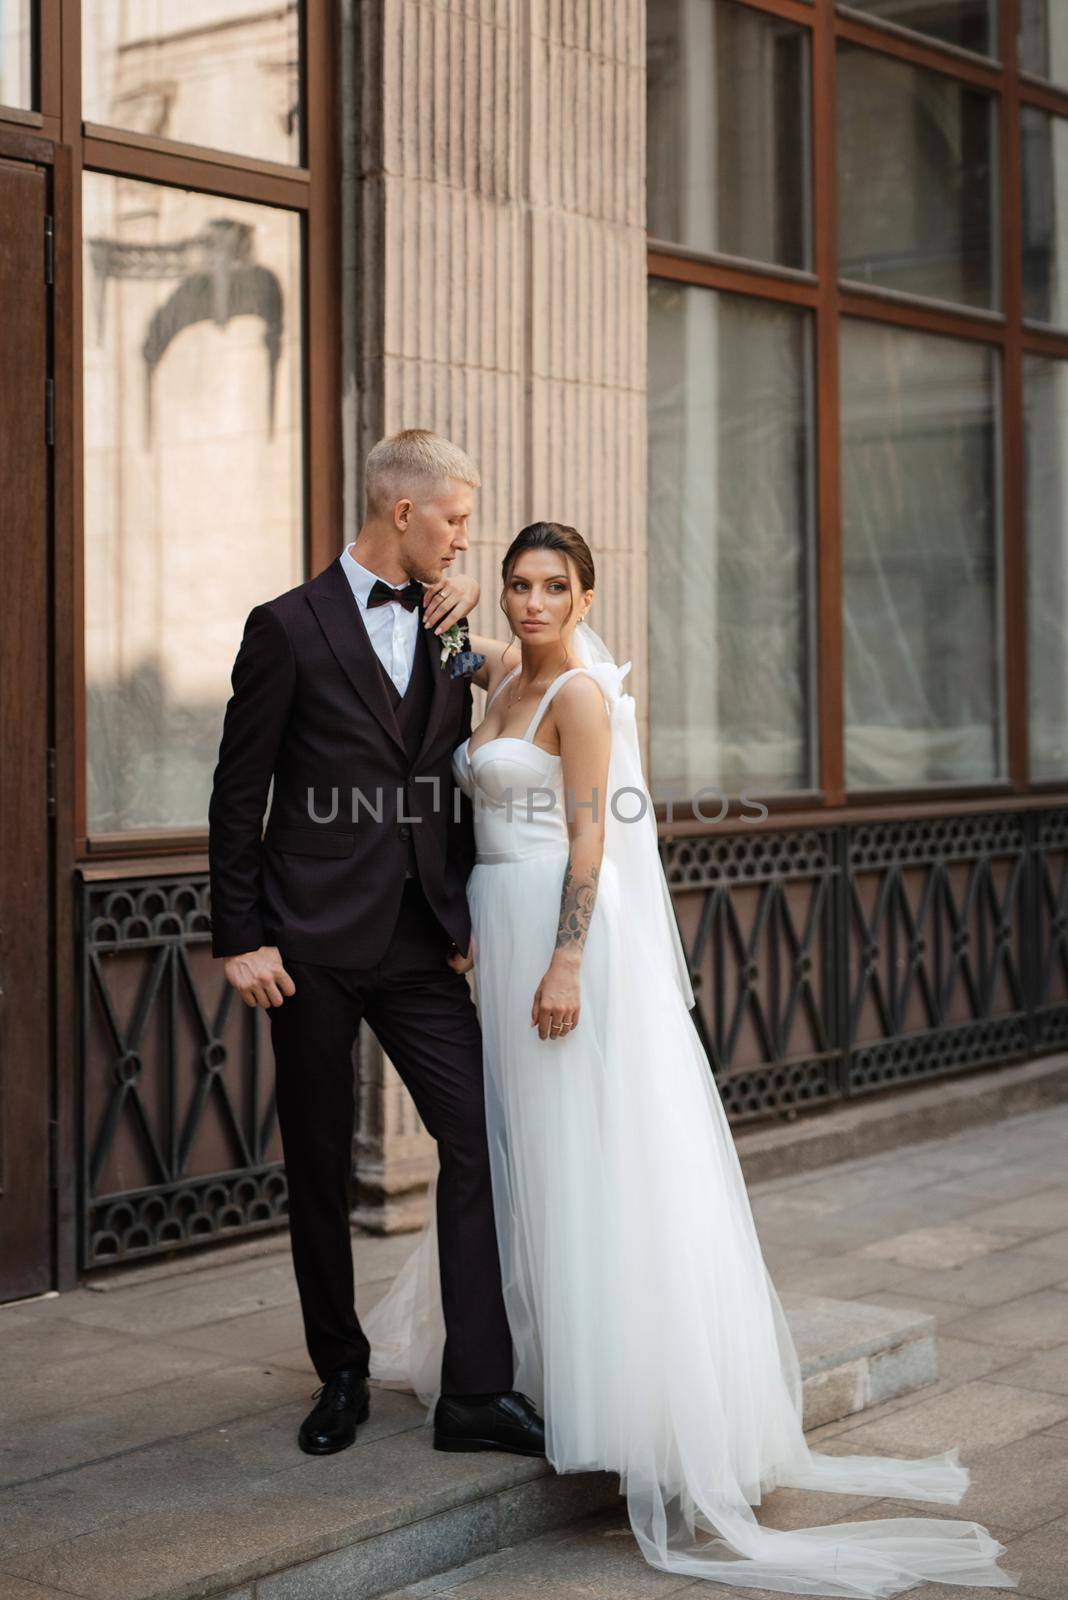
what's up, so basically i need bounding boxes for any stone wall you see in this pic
[342,0,649,1230]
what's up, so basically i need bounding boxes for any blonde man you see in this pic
[208,430,544,1461]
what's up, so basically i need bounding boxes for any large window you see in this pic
[81,1,302,165]
[648,0,1068,808]
[0,2,339,853]
[82,175,304,832]
[840,321,1002,786]
[648,281,816,799]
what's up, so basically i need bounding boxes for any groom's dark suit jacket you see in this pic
[208,555,477,967]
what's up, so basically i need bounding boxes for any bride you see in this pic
[364,521,1019,1597]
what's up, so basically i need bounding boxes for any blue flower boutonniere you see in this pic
[439,618,485,680]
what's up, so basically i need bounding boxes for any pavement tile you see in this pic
[157,1302,307,1360]
[857,1289,983,1330]
[885,1250,1068,1311]
[765,1251,917,1301]
[382,1511,697,1599]
[917,1289,1068,1352]
[858,1223,1023,1271]
[0,1425,549,1597]
[0,1361,313,1486]
[962,1186,1068,1237]
[932,1334,1028,1386]
[986,1343,1068,1398]
[1017,1228,1068,1263]
[0,1577,86,1599]
[829,1379,1068,1455]
[989,1515,1068,1600]
[0,1334,229,1428]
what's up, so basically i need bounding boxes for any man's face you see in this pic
[397,479,474,583]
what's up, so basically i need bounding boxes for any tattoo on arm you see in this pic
[554,855,600,954]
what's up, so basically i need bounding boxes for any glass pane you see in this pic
[1024,356,1068,779]
[840,321,1002,787]
[1021,105,1068,326]
[83,173,304,834]
[1020,1,1068,87]
[0,0,34,109]
[837,43,997,308]
[82,1,301,165]
[838,1,996,56]
[647,280,816,801]
[647,0,810,271]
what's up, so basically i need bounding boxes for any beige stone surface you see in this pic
[345,0,649,1227]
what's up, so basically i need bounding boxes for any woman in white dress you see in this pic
[364,522,1019,1597]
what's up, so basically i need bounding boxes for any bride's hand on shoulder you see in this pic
[421,571,480,635]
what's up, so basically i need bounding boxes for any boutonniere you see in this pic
[439,618,485,680]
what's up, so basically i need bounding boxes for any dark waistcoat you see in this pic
[373,628,433,881]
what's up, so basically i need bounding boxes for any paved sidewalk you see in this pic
[2,1102,1067,1599]
[383,1102,1068,1600]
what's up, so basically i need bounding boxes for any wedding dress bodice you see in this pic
[451,664,585,865]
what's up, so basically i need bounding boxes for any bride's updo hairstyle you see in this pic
[499,522,595,667]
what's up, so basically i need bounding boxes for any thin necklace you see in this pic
[506,665,561,709]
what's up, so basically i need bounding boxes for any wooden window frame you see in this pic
[648,0,1068,822]
[0,0,341,861]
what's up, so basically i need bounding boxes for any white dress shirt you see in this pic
[340,544,421,697]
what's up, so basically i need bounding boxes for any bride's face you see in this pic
[503,550,591,645]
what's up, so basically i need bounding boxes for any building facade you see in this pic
[2,0,1067,1301]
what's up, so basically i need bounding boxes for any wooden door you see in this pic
[0,158,52,1300]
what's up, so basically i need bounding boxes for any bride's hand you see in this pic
[422,572,480,635]
[531,956,580,1041]
[446,941,474,973]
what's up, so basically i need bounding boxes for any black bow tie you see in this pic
[367,577,424,612]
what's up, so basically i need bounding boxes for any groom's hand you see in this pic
[421,572,480,635]
[223,945,296,1009]
[445,940,474,973]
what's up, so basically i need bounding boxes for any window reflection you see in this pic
[1019,1,1068,88]
[839,0,995,57]
[0,0,34,110]
[82,173,304,834]
[82,1,301,165]
[647,280,816,801]
[837,43,997,309]
[1022,106,1068,327]
[1024,356,1068,780]
[841,321,1003,787]
[647,0,810,271]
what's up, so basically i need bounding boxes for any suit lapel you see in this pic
[306,556,453,765]
[413,609,452,768]
[307,557,407,758]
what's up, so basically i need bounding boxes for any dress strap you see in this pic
[485,663,520,713]
[522,668,592,743]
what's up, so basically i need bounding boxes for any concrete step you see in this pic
[0,1296,938,1600]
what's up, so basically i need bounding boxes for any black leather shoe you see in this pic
[433,1390,545,1456]
[297,1367,370,1455]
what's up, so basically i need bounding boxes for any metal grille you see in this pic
[76,806,1068,1261]
[78,875,286,1265]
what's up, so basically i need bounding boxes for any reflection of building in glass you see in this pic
[83,176,302,834]
[81,0,301,165]
[0,0,33,109]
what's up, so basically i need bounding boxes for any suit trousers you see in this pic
[268,875,514,1395]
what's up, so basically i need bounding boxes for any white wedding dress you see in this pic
[364,626,1019,1597]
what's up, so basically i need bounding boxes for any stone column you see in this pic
[344,0,648,1232]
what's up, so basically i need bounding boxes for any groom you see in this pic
[208,428,544,1459]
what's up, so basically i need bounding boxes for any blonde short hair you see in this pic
[364,429,481,516]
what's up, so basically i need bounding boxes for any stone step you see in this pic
[0,1296,937,1600]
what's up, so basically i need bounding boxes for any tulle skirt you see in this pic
[365,846,1020,1596]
